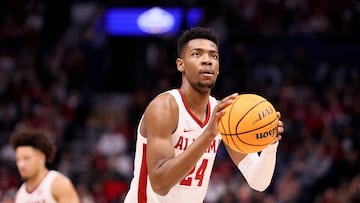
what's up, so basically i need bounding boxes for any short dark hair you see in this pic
[177,27,219,57]
[10,128,57,163]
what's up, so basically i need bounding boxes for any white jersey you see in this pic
[124,89,221,203]
[15,170,58,203]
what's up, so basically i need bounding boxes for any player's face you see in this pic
[15,146,45,181]
[177,39,219,92]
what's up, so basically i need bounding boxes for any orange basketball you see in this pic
[218,94,278,153]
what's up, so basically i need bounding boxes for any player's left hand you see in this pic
[274,111,284,143]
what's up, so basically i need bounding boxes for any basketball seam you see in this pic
[227,96,242,152]
[234,99,267,133]
[221,116,277,136]
[229,97,267,152]
[236,116,278,135]
[223,117,278,147]
[220,95,277,153]
[227,96,240,134]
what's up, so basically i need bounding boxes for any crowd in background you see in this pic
[1,0,360,203]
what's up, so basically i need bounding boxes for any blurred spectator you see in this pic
[235,183,257,203]
[0,167,18,200]
[76,183,95,203]
[274,168,300,203]
[97,131,127,158]
[315,188,340,203]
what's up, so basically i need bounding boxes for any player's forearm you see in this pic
[150,156,197,195]
[237,142,278,192]
[150,132,216,195]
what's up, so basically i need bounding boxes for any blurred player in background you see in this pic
[10,127,80,203]
[124,26,284,203]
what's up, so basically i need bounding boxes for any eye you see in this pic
[212,54,218,60]
[192,51,201,57]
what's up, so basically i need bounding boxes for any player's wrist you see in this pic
[261,141,278,153]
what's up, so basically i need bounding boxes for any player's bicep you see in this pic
[142,94,178,175]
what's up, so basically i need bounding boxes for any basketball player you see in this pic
[124,27,284,203]
[10,128,80,203]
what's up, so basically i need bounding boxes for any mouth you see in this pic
[201,73,215,79]
[200,69,215,77]
[18,168,26,175]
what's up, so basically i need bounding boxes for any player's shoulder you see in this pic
[51,171,79,203]
[52,171,75,191]
[49,171,71,185]
[142,91,179,125]
[141,90,179,135]
[147,91,178,113]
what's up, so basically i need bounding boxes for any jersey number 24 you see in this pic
[180,159,208,187]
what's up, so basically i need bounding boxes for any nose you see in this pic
[17,159,25,169]
[202,54,213,65]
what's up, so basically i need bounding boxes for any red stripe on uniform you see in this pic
[138,144,148,203]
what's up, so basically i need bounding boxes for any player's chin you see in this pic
[198,80,215,89]
[18,170,27,177]
[20,174,29,180]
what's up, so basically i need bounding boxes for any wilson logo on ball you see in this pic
[255,127,277,139]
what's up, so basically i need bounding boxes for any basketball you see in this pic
[218,94,278,153]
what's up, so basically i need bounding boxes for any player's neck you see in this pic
[179,86,210,120]
[26,168,49,191]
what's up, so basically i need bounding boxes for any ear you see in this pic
[35,149,47,163]
[40,152,47,162]
[176,58,184,72]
